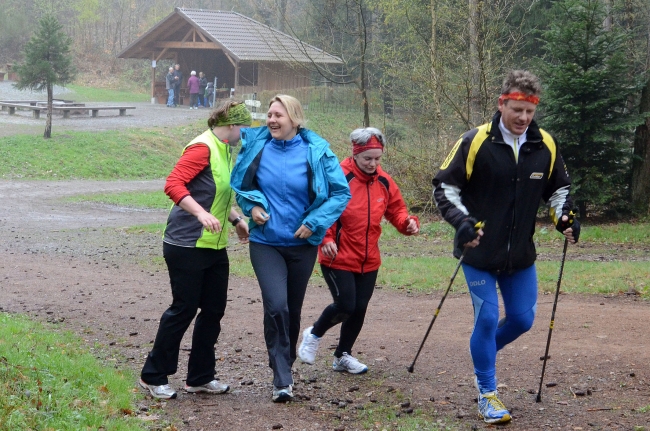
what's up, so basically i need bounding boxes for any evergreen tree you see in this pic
[539,0,642,216]
[14,13,76,139]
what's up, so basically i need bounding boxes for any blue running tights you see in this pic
[462,263,537,393]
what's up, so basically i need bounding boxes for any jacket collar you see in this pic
[488,111,543,144]
[342,156,379,183]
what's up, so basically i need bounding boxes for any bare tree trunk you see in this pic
[632,77,650,215]
[431,0,441,140]
[357,0,370,127]
[603,0,612,30]
[45,83,53,139]
[277,0,287,32]
[468,0,481,127]
[631,14,650,215]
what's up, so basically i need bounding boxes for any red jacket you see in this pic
[318,157,419,273]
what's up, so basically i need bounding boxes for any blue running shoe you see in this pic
[477,391,511,424]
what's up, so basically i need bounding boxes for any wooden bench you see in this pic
[1,102,136,119]
[52,105,136,118]
[1,100,42,109]
[0,102,46,119]
[89,106,135,117]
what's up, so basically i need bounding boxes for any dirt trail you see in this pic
[1,92,649,429]
[0,180,649,431]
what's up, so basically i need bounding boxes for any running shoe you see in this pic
[477,391,511,424]
[139,378,177,399]
[272,385,294,402]
[298,326,320,364]
[185,380,229,394]
[332,352,368,374]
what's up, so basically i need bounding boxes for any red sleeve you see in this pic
[321,222,337,244]
[164,144,210,204]
[383,174,420,235]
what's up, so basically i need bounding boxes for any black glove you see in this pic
[455,217,481,247]
[556,211,580,243]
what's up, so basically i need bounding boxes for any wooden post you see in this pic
[151,58,156,104]
[235,60,240,96]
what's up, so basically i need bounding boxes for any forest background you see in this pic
[1,0,649,219]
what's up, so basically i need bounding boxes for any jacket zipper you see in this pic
[504,144,521,273]
[362,180,371,275]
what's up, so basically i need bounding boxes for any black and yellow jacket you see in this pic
[432,112,573,273]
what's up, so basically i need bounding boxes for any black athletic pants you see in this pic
[249,241,317,388]
[141,243,229,386]
[312,266,378,358]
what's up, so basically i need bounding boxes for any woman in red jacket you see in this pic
[298,127,420,373]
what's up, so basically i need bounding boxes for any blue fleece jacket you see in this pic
[230,126,351,246]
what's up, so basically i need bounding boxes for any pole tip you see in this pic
[407,365,414,373]
[535,394,542,403]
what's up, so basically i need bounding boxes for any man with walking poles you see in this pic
[432,70,580,424]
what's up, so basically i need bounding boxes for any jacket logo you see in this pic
[530,172,543,179]
[377,198,384,203]
[440,138,462,170]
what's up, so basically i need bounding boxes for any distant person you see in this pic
[432,70,580,424]
[173,64,182,107]
[165,67,175,107]
[188,71,200,109]
[205,82,215,108]
[298,127,420,374]
[230,95,351,403]
[139,100,252,399]
[198,72,208,108]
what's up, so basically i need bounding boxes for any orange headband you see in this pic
[499,92,540,105]
[352,135,384,155]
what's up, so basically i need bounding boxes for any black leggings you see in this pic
[312,266,377,357]
[249,241,318,388]
[141,243,229,386]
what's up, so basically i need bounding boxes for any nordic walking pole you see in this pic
[536,237,569,402]
[407,221,484,373]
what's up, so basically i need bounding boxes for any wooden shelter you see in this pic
[118,8,342,104]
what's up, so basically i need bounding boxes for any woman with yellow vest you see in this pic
[139,101,252,399]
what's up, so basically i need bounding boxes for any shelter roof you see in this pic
[118,8,342,65]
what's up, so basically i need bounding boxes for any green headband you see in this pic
[215,103,252,127]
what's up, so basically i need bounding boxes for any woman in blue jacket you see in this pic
[231,94,351,402]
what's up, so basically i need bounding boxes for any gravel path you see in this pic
[0,81,210,135]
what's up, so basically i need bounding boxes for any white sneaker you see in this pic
[332,352,368,374]
[298,326,320,364]
[272,384,293,402]
[185,379,229,394]
[139,378,177,399]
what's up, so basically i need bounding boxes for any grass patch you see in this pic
[67,191,172,210]
[579,223,650,244]
[536,261,649,295]
[0,129,183,180]
[122,220,649,298]
[356,398,461,430]
[124,223,167,234]
[345,222,650,297]
[66,84,150,103]
[0,313,146,430]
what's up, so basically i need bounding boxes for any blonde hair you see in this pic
[268,94,306,129]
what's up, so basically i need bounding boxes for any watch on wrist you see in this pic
[231,216,243,226]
